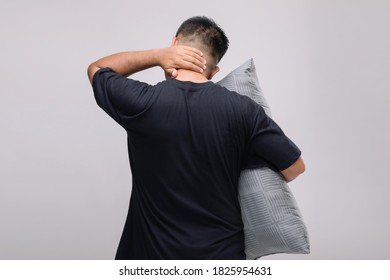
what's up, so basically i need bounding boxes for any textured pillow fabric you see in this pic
[217,59,310,259]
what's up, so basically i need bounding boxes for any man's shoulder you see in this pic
[212,82,259,106]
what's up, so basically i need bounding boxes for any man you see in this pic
[88,16,305,260]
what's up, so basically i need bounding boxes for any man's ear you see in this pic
[171,36,178,47]
[208,66,220,80]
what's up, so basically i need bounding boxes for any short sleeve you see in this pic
[244,103,301,171]
[92,68,154,127]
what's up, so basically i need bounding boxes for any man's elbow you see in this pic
[280,156,306,183]
[295,158,306,174]
[87,63,100,85]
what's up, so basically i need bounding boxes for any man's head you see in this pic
[173,16,229,79]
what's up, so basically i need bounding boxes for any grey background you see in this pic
[1,0,389,259]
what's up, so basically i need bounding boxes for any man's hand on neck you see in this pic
[88,46,206,84]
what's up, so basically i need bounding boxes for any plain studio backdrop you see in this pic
[1,0,389,260]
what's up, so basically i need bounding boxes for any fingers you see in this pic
[170,69,178,78]
[180,46,204,58]
[161,46,207,75]
[186,47,207,69]
[179,47,207,73]
[181,59,205,73]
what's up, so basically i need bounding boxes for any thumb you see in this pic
[166,68,178,78]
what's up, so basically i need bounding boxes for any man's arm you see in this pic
[87,46,206,84]
[280,156,305,183]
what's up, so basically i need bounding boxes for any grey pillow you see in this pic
[217,58,310,259]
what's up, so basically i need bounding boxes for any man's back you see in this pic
[93,67,302,259]
[92,66,301,259]
[100,72,258,259]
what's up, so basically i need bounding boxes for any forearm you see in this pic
[87,49,161,83]
[280,156,306,183]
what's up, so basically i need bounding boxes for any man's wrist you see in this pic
[150,48,165,68]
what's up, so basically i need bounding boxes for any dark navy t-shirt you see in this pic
[92,68,301,259]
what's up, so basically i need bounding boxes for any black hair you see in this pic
[175,16,229,63]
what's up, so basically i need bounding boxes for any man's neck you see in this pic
[174,69,209,83]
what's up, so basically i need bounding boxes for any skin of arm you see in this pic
[87,46,206,84]
[280,156,306,183]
